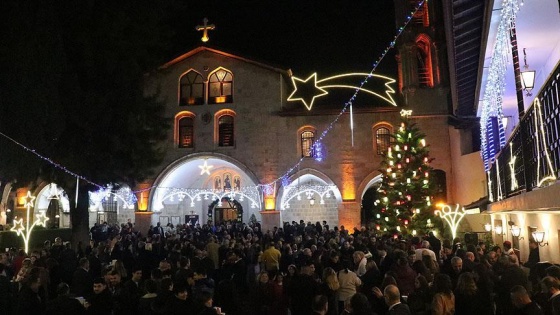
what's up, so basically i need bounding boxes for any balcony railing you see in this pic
[488,63,560,201]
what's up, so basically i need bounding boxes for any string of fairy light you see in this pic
[480,0,521,171]
[0,0,426,201]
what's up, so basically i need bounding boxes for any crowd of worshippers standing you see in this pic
[0,219,558,315]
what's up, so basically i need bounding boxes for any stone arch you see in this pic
[150,153,261,225]
[277,168,343,227]
[34,182,71,228]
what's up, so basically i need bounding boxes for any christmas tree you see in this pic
[373,110,440,235]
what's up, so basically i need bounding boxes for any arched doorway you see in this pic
[151,154,260,226]
[360,175,383,227]
[278,169,342,227]
[36,183,71,228]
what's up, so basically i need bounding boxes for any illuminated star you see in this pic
[36,212,50,227]
[198,160,213,175]
[287,73,329,111]
[400,109,413,117]
[287,72,397,110]
[23,191,36,208]
[11,219,25,236]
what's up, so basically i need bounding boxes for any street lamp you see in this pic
[521,48,536,96]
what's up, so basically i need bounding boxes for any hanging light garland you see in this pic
[480,0,521,171]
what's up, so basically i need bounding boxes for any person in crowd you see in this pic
[288,261,319,315]
[462,252,477,272]
[384,284,411,315]
[261,242,281,276]
[195,290,226,315]
[71,257,93,298]
[541,276,560,315]
[406,274,431,315]
[496,254,529,315]
[165,283,194,315]
[503,241,514,256]
[349,292,372,315]
[454,271,492,315]
[353,251,367,277]
[510,285,544,315]
[547,266,560,280]
[311,295,329,315]
[524,239,540,269]
[45,283,85,315]
[270,273,289,315]
[427,232,442,261]
[85,278,113,314]
[0,262,12,314]
[138,279,158,315]
[391,250,417,296]
[319,267,339,315]
[432,273,455,315]
[446,256,464,288]
[251,271,275,315]
[15,269,45,315]
[337,263,362,312]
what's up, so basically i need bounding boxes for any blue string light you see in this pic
[0,0,426,195]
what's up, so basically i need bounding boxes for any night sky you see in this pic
[167,1,398,78]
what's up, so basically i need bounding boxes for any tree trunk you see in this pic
[67,182,91,246]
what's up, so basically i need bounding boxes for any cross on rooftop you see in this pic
[196,18,215,43]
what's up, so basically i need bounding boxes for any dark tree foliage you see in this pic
[0,0,182,240]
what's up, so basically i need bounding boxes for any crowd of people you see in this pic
[0,218,558,315]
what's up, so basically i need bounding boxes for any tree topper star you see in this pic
[11,218,25,236]
[198,160,214,175]
[287,73,329,111]
[400,109,413,117]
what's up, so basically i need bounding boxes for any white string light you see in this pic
[480,0,521,171]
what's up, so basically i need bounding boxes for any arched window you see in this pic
[416,35,434,87]
[218,114,234,147]
[301,131,316,158]
[208,68,233,104]
[179,70,204,105]
[409,0,429,27]
[374,125,392,155]
[175,112,195,148]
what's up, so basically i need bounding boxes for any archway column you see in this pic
[338,201,360,230]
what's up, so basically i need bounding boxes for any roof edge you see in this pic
[159,46,291,77]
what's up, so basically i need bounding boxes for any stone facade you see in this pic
[128,45,457,231]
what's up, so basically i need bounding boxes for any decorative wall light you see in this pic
[484,223,492,232]
[494,225,503,235]
[532,231,548,247]
[510,225,523,239]
[521,48,536,96]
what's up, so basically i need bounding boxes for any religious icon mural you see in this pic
[214,176,222,191]
[233,175,241,191]
[223,172,232,190]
